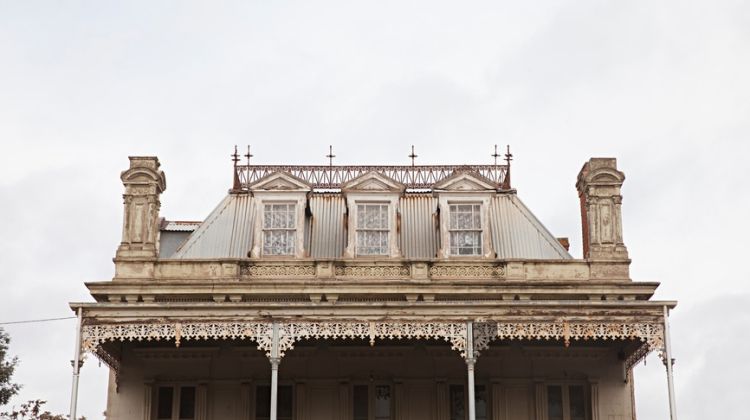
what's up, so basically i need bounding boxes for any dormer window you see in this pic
[449,204,482,255]
[356,203,389,255]
[262,203,296,255]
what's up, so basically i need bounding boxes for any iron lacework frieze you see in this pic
[235,164,510,190]
[80,319,665,381]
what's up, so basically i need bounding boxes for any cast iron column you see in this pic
[663,306,678,420]
[270,322,280,420]
[466,321,476,420]
[69,307,83,420]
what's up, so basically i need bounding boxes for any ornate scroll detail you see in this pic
[495,322,664,348]
[278,321,468,358]
[81,322,270,353]
[81,320,663,369]
[334,265,410,278]
[240,263,315,277]
[82,323,178,351]
[81,320,468,360]
[472,322,498,356]
[624,341,652,382]
[429,264,505,278]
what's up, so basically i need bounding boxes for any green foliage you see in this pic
[0,328,20,406]
[0,399,86,420]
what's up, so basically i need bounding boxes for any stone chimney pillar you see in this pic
[116,156,167,259]
[576,158,628,260]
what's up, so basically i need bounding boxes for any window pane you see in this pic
[547,386,563,420]
[449,385,465,420]
[279,385,293,420]
[357,230,389,255]
[569,385,586,420]
[256,385,271,419]
[353,385,369,420]
[450,231,482,255]
[357,204,388,229]
[264,204,296,229]
[475,385,488,420]
[179,386,195,419]
[374,385,391,420]
[157,387,173,419]
[263,230,296,255]
[449,204,481,230]
[472,208,481,229]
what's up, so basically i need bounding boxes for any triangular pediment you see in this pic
[342,171,405,192]
[248,171,311,192]
[433,171,497,191]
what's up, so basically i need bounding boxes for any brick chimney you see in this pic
[116,156,167,259]
[576,158,628,260]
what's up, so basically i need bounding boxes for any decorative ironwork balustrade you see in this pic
[235,164,510,190]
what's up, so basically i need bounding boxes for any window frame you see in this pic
[355,202,390,256]
[447,202,483,256]
[261,202,298,256]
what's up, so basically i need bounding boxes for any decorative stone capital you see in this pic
[576,158,629,260]
[116,156,167,259]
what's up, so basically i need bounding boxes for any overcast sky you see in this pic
[0,1,748,419]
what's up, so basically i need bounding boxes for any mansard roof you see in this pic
[163,191,570,260]
[172,193,256,258]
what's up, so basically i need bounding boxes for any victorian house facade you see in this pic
[69,154,677,420]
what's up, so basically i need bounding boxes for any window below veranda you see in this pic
[155,385,196,420]
[449,384,489,420]
[547,384,589,420]
[449,204,482,256]
[255,385,294,420]
[356,203,389,255]
[262,203,296,255]
[352,384,392,420]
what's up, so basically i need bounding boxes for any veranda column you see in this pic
[69,307,83,420]
[466,321,476,420]
[270,322,281,420]
[663,306,678,420]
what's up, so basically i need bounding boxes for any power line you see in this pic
[0,316,76,325]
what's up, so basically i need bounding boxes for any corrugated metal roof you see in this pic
[166,191,570,260]
[400,195,438,258]
[161,220,201,232]
[308,194,346,258]
[171,193,256,258]
[489,195,572,259]
[159,232,192,258]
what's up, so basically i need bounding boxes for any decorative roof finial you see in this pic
[491,144,501,167]
[408,145,418,166]
[231,145,241,191]
[326,145,336,167]
[503,145,513,190]
[231,145,240,167]
[244,145,253,166]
